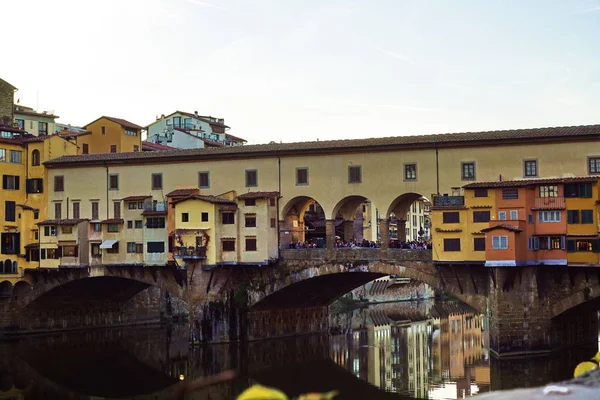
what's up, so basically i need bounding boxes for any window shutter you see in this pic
[567,240,576,252]
[593,239,600,253]
[567,210,574,224]
[14,176,19,190]
[74,246,79,257]
[2,175,7,189]
[561,236,566,250]
[41,248,46,259]
[25,251,30,262]
[56,247,62,258]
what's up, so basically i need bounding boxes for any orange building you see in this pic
[83,116,142,154]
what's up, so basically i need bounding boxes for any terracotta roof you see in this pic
[237,191,279,199]
[225,133,247,143]
[166,188,200,197]
[100,218,124,224]
[435,228,463,232]
[37,219,88,226]
[463,176,598,189]
[24,243,39,249]
[58,130,91,138]
[45,124,600,167]
[86,116,143,130]
[142,141,176,151]
[122,195,152,201]
[171,194,236,205]
[481,224,522,233]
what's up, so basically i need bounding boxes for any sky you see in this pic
[3,0,600,144]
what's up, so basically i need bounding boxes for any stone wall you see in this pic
[0,79,14,125]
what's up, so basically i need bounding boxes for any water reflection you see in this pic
[0,299,598,399]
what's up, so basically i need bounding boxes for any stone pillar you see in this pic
[379,219,390,250]
[325,219,336,250]
[397,220,407,242]
[343,220,354,243]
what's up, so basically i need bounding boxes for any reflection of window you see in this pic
[62,246,78,257]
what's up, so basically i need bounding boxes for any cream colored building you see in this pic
[405,198,429,241]
[13,105,57,136]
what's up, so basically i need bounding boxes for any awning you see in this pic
[100,240,118,249]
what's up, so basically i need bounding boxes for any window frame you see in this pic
[245,169,258,187]
[245,237,257,251]
[461,162,476,180]
[404,163,417,181]
[151,173,163,190]
[523,159,538,177]
[245,214,257,228]
[348,165,362,184]
[198,171,210,188]
[442,212,460,224]
[296,167,309,186]
[222,239,236,252]
[443,238,461,252]
[473,237,486,251]
[539,185,558,198]
[108,174,119,190]
[472,210,490,223]
[222,212,235,225]
[492,235,509,250]
[54,175,64,192]
[588,156,600,175]
[182,212,189,222]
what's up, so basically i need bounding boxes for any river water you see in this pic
[0,299,598,399]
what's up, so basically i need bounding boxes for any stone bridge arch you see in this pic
[550,283,600,319]
[247,257,487,313]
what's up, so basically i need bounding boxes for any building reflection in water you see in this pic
[329,300,490,399]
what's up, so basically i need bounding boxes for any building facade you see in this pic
[83,116,143,154]
[13,105,58,136]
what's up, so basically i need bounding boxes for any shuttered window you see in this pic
[245,170,258,187]
[443,212,460,223]
[26,178,43,193]
[222,240,235,252]
[502,189,518,200]
[296,168,309,185]
[245,237,257,251]
[581,210,594,224]
[54,176,64,192]
[348,166,361,183]
[92,202,99,220]
[198,171,210,188]
[151,173,163,190]
[2,175,19,190]
[443,238,461,252]
[473,238,486,251]
[73,202,80,219]
[472,211,490,223]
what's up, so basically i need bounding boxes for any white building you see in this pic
[405,198,431,241]
[145,111,246,150]
[13,104,58,136]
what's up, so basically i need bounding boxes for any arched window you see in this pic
[3,260,11,274]
[12,261,17,274]
[31,149,40,166]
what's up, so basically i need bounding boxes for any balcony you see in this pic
[433,196,465,208]
[142,202,167,216]
[532,197,565,210]
[174,246,207,260]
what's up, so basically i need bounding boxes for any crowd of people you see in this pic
[286,238,432,249]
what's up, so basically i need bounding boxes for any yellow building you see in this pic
[84,116,142,154]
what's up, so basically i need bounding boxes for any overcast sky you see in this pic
[3,0,600,144]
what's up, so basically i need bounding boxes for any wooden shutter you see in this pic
[567,240,576,252]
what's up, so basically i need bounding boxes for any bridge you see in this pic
[2,248,600,356]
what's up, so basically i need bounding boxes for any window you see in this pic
[9,150,21,164]
[72,202,80,219]
[565,183,592,198]
[271,218,276,228]
[61,245,78,257]
[244,198,256,207]
[492,236,508,250]
[461,162,475,180]
[0,149,5,162]
[539,211,561,222]
[125,129,137,136]
[113,202,121,219]
[222,212,235,224]
[147,241,165,253]
[61,226,72,234]
[523,160,537,177]
[91,243,101,257]
[567,210,580,224]
[33,210,39,219]
[26,178,43,193]
[201,212,209,222]
[135,220,143,229]
[151,173,162,190]
[28,248,39,262]
[45,248,58,259]
[92,202,99,220]
[127,242,142,253]
[539,185,558,198]
[1,233,19,254]
[245,215,257,227]
[107,224,119,232]
[108,174,119,190]
[296,168,309,185]
[222,240,235,252]
[502,189,518,200]
[54,176,64,192]
[567,239,599,252]
[101,126,106,135]
[128,202,137,210]
[528,237,540,250]
[2,175,19,190]
[472,211,490,223]
[92,223,101,232]
[31,149,40,166]
[146,217,165,229]
[182,213,189,222]
[137,202,144,209]
[442,212,459,223]
[15,119,24,130]
[473,237,486,251]
[528,214,533,224]
[245,169,258,187]
[246,237,257,251]
[110,145,117,153]
[509,210,518,220]
[443,238,461,252]
[474,188,488,198]
[588,157,600,175]
[38,122,48,136]
[412,215,417,226]
[404,164,417,180]
[173,116,181,128]
[498,211,507,220]
[269,197,276,207]
[348,166,362,183]
[581,210,594,224]
[127,220,133,229]
[198,171,210,188]
[82,143,89,154]
[54,202,61,219]
[106,242,119,254]
[44,226,57,236]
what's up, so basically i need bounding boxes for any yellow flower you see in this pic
[574,352,600,377]
[237,384,289,400]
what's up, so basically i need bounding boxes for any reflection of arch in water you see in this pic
[0,280,12,298]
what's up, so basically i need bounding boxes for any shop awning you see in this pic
[100,240,118,249]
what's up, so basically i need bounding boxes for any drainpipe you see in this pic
[276,152,281,258]
[435,142,440,195]
[105,165,109,219]
[66,197,70,219]
[38,225,41,269]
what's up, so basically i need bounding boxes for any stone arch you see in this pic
[550,283,600,319]
[13,281,32,299]
[0,280,12,298]
[386,193,431,242]
[280,196,329,247]
[331,195,379,243]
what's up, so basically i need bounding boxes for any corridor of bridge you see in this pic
[279,192,431,251]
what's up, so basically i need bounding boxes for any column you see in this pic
[397,220,407,242]
[379,219,390,250]
[343,220,355,243]
[325,219,336,250]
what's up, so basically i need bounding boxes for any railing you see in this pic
[533,196,565,210]
[144,202,167,212]
[174,247,207,259]
[280,248,432,262]
[433,196,465,207]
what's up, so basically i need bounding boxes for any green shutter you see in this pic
[567,210,574,224]
[593,239,600,253]
[582,210,594,224]
[580,183,592,198]
[567,240,576,252]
